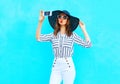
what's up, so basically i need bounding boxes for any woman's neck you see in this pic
[60,26,66,34]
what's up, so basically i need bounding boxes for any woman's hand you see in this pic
[36,10,44,40]
[79,21,91,42]
[79,21,86,30]
[39,10,45,22]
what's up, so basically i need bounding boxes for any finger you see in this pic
[40,10,44,16]
[79,21,83,26]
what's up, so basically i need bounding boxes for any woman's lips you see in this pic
[60,20,63,23]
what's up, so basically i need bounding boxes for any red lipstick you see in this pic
[60,20,63,23]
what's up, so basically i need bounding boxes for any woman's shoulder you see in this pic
[71,32,81,39]
[72,32,77,35]
[71,32,77,37]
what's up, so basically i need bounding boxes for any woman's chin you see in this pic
[59,23,66,26]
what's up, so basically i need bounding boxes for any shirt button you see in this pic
[66,60,68,62]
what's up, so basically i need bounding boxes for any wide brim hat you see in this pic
[48,10,79,31]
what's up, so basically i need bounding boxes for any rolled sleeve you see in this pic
[73,33,92,48]
[37,33,53,42]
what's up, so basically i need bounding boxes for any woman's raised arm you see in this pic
[79,21,91,42]
[36,10,45,41]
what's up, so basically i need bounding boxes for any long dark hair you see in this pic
[53,17,72,37]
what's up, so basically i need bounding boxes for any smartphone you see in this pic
[43,11,52,16]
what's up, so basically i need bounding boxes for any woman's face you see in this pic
[57,13,68,26]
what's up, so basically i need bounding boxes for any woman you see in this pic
[36,10,91,84]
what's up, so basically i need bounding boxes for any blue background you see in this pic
[0,0,120,84]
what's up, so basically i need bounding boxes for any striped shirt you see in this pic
[38,32,91,58]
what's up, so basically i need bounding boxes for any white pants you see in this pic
[49,57,76,84]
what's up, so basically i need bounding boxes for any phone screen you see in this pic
[43,11,52,16]
[44,11,50,16]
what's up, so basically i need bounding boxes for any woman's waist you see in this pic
[54,56,72,60]
[53,57,73,63]
[52,57,74,69]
